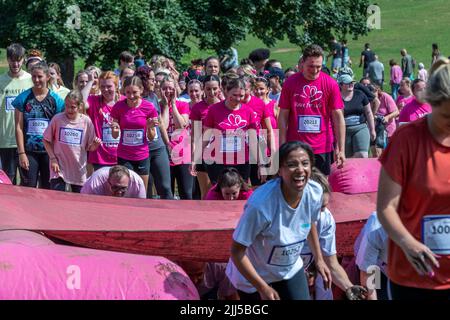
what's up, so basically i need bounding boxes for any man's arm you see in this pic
[331,109,346,168]
[277,109,290,146]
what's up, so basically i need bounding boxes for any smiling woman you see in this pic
[226,141,332,300]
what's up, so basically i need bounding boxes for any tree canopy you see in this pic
[0,0,370,73]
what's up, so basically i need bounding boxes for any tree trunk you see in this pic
[59,57,75,89]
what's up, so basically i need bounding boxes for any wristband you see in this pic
[18,152,26,155]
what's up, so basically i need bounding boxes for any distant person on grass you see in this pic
[359,43,376,78]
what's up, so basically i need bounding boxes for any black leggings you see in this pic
[388,280,450,300]
[19,152,50,189]
[148,146,173,199]
[170,164,193,200]
[50,177,82,193]
[206,163,251,185]
[0,148,18,183]
[238,267,310,300]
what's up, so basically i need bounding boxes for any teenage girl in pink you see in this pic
[110,76,158,190]
[203,77,258,184]
[160,77,193,199]
[84,71,125,171]
[190,75,222,198]
[398,79,431,125]
[205,167,253,200]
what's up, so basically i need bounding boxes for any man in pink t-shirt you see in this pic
[278,44,345,175]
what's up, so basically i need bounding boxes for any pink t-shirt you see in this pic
[110,99,158,161]
[279,72,344,154]
[244,95,267,130]
[377,92,398,137]
[264,100,277,130]
[205,184,253,200]
[398,98,432,124]
[43,113,96,186]
[87,95,126,165]
[204,101,258,165]
[396,95,414,112]
[189,100,210,124]
[167,100,190,166]
[390,65,403,84]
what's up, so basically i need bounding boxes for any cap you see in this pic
[337,74,355,84]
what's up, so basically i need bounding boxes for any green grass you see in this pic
[2,0,449,80]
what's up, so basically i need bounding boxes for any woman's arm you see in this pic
[15,110,29,170]
[364,103,376,141]
[307,225,332,289]
[171,102,189,129]
[230,241,280,300]
[377,168,440,276]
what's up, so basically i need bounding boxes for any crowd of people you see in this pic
[0,40,448,300]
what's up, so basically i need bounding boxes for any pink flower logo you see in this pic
[300,85,323,103]
[183,71,189,77]
[219,114,248,130]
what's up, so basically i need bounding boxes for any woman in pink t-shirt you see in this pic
[160,77,193,199]
[398,79,431,125]
[43,90,101,193]
[203,77,258,184]
[110,76,158,191]
[372,86,399,156]
[205,167,253,200]
[83,71,125,171]
[242,76,273,186]
[190,75,222,199]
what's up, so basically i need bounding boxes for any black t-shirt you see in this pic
[332,43,342,58]
[361,50,376,69]
[343,90,369,124]
[354,83,375,102]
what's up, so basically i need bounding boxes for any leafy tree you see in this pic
[0,0,370,86]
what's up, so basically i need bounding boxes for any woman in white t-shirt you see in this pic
[226,141,332,300]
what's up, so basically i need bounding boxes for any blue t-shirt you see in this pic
[13,89,65,153]
[144,93,165,151]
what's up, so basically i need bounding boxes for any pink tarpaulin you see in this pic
[0,184,375,260]
[0,230,199,300]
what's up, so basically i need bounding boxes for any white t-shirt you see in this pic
[355,212,388,274]
[226,178,323,293]
[300,208,337,270]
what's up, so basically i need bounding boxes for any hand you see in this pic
[315,259,332,290]
[87,71,95,82]
[90,137,102,151]
[258,284,280,300]
[345,285,368,300]
[399,238,440,276]
[111,122,120,134]
[147,117,159,128]
[189,163,198,177]
[334,150,345,169]
[370,130,376,142]
[19,153,29,170]
[51,158,60,174]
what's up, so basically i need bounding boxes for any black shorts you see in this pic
[195,161,208,173]
[117,157,150,176]
[314,151,334,176]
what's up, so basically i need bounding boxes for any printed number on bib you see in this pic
[59,127,83,145]
[102,126,120,144]
[122,129,144,146]
[27,119,49,135]
[268,240,305,266]
[5,96,16,112]
[422,215,450,255]
[220,135,242,153]
[298,116,321,133]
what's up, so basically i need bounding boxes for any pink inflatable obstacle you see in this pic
[0,230,199,300]
[0,170,12,185]
[329,158,381,194]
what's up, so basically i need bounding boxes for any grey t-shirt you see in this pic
[144,93,166,151]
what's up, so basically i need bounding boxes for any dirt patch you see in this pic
[0,261,13,270]
[273,48,298,54]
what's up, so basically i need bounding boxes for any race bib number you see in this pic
[27,119,48,135]
[268,240,305,266]
[5,96,16,112]
[102,126,120,144]
[122,129,144,146]
[220,135,242,153]
[59,128,83,145]
[298,116,321,133]
[422,215,450,255]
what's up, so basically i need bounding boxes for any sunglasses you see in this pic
[108,180,128,193]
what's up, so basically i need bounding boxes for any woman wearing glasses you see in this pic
[226,141,332,300]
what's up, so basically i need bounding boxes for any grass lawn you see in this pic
[1,0,449,83]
